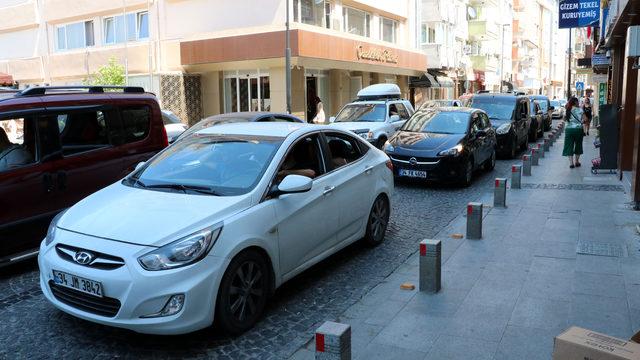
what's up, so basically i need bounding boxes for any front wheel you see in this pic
[363,195,390,246]
[459,158,473,187]
[215,250,270,335]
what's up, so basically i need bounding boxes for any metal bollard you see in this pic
[419,239,441,293]
[531,147,539,166]
[522,155,532,176]
[316,321,351,360]
[466,202,483,239]
[547,135,554,147]
[494,178,507,207]
[537,142,545,158]
[511,164,522,189]
[543,138,550,151]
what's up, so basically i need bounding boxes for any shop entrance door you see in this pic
[224,71,271,113]
[306,76,318,122]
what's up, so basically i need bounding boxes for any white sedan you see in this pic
[38,122,393,335]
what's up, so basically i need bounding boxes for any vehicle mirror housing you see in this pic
[329,116,336,123]
[274,175,312,196]
[135,161,146,171]
[389,114,400,122]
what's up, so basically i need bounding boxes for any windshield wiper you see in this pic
[145,183,222,196]
[125,177,148,188]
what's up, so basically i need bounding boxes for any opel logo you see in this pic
[73,251,94,265]
[409,157,418,166]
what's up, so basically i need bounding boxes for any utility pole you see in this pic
[285,0,292,114]
[499,24,510,92]
[566,28,572,99]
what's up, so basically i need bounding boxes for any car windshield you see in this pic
[401,110,469,134]
[550,100,560,107]
[334,104,386,123]
[127,134,283,196]
[469,98,515,120]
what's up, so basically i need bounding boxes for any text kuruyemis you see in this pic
[561,10,598,19]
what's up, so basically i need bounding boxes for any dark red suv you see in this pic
[0,86,167,265]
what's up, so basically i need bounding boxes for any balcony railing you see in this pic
[471,54,499,72]
[469,20,499,41]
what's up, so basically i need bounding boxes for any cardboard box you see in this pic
[553,327,640,360]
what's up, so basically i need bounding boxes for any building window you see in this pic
[342,7,370,37]
[293,0,330,28]
[103,11,149,45]
[56,21,94,51]
[380,17,397,43]
[421,24,436,44]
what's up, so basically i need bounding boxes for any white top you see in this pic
[312,102,326,124]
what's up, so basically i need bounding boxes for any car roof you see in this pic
[529,95,549,99]
[202,112,302,122]
[195,122,320,137]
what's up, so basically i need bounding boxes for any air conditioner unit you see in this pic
[626,26,640,58]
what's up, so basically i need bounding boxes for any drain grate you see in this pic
[522,183,624,192]
[576,241,626,257]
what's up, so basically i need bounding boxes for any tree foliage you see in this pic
[84,57,125,86]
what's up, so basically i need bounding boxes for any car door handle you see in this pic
[364,165,374,174]
[323,186,335,195]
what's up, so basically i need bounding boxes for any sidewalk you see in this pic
[292,127,640,360]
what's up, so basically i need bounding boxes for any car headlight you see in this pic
[496,123,512,135]
[138,225,223,271]
[438,143,464,157]
[384,141,394,153]
[45,210,68,246]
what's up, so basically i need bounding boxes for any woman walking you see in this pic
[582,96,593,135]
[311,96,326,124]
[563,97,586,168]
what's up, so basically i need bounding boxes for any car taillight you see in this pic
[161,126,169,148]
[386,159,393,172]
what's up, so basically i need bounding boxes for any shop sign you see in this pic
[356,45,399,64]
[592,54,611,66]
[559,0,600,29]
[598,82,607,105]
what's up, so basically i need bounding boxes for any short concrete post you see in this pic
[315,321,351,360]
[531,147,539,166]
[547,135,554,147]
[537,142,545,158]
[511,164,522,189]
[419,239,441,293]
[543,138,550,151]
[522,154,532,176]
[466,202,483,239]
[494,178,507,207]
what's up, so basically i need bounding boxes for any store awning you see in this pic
[0,72,13,86]
[436,76,454,88]
[409,72,440,88]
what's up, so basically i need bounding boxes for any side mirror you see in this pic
[272,175,312,197]
[329,116,336,123]
[135,161,146,171]
[389,114,401,122]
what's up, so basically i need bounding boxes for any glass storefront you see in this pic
[223,70,270,113]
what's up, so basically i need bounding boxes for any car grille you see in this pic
[56,244,125,270]
[389,155,440,164]
[49,281,121,317]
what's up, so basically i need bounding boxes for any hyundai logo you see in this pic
[409,157,418,166]
[73,251,94,265]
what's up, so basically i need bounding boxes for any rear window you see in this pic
[56,110,110,156]
[122,106,150,143]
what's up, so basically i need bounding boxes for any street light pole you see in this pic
[499,24,509,92]
[566,29,572,99]
[285,0,292,114]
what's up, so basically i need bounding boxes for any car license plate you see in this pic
[52,270,103,298]
[399,169,427,178]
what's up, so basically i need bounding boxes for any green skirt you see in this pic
[563,128,584,156]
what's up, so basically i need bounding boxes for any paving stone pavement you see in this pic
[291,126,640,360]
[0,140,519,358]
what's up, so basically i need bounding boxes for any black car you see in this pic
[467,93,530,158]
[384,107,496,187]
[529,95,553,131]
[528,100,544,141]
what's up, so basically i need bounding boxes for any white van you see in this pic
[329,84,414,148]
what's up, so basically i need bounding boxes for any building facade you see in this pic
[0,0,427,123]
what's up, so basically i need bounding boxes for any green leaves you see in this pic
[84,57,125,87]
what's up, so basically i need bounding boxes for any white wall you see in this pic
[0,0,28,7]
[0,28,39,60]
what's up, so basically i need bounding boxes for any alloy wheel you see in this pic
[228,260,264,322]
[364,195,390,245]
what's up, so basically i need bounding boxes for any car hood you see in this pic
[329,121,387,133]
[389,131,465,156]
[489,119,512,128]
[57,182,252,247]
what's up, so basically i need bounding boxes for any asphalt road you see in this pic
[0,155,517,359]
